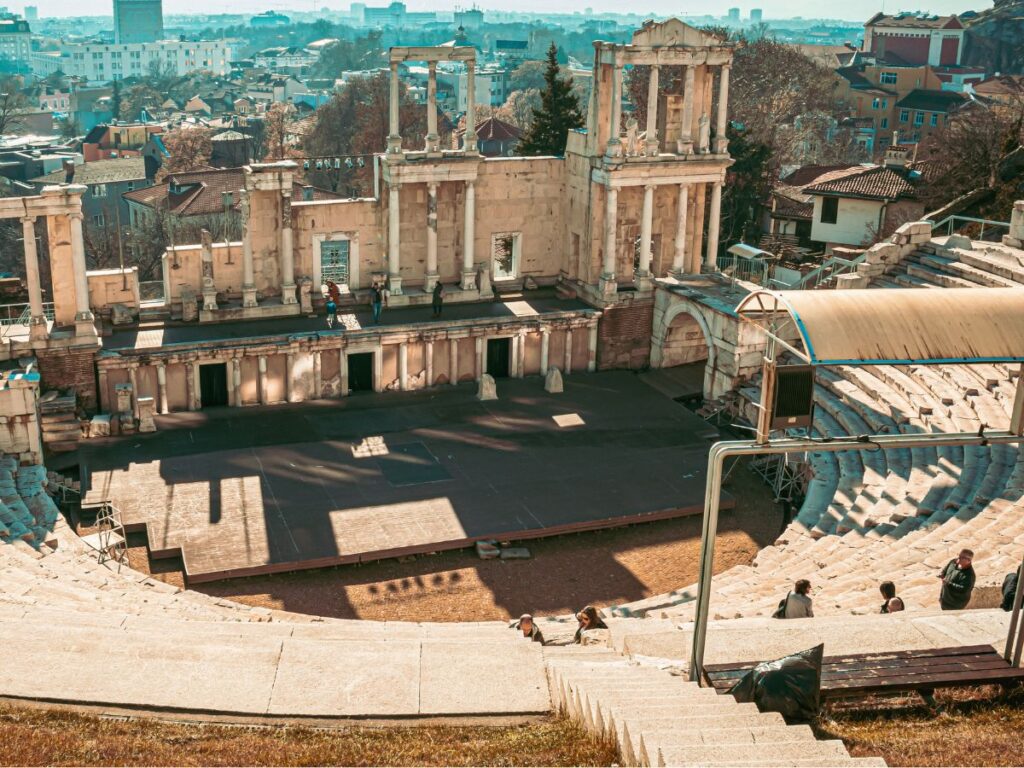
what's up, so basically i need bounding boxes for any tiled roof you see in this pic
[31,157,147,185]
[124,167,341,217]
[770,188,814,220]
[836,66,896,95]
[866,12,962,30]
[896,89,967,113]
[474,117,522,142]
[804,165,917,201]
[974,74,1024,98]
[781,164,860,187]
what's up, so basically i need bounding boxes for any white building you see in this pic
[30,40,232,83]
[435,68,503,111]
[253,46,318,73]
[0,17,31,70]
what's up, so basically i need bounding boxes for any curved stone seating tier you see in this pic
[610,362,1023,620]
[874,242,1024,290]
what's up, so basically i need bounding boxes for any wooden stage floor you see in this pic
[81,371,732,583]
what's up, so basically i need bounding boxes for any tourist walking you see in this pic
[573,605,608,643]
[513,613,545,644]
[431,281,446,318]
[938,549,976,610]
[370,282,387,325]
[879,580,905,613]
[325,296,337,328]
[774,579,814,619]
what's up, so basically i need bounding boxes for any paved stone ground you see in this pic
[82,371,730,583]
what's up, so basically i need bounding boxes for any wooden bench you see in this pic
[702,645,1024,705]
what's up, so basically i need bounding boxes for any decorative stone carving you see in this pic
[624,115,640,157]
[544,366,564,394]
[476,263,493,299]
[698,113,711,153]
[114,383,132,414]
[136,396,157,433]
[200,228,218,311]
[477,373,497,401]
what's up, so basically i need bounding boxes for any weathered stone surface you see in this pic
[180,286,198,322]
[136,396,156,433]
[110,303,134,325]
[90,413,111,437]
[477,373,497,401]
[945,233,974,251]
[476,540,500,559]
[499,546,531,559]
[524,275,538,290]
[114,383,132,414]
[545,366,564,393]
[298,276,313,314]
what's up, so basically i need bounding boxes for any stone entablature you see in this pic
[95,310,600,414]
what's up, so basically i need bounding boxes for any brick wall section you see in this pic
[598,300,654,370]
[36,347,99,413]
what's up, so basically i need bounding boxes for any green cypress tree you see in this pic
[518,42,584,156]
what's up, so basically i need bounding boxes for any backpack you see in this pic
[772,594,790,619]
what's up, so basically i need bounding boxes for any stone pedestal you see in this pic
[298,276,313,314]
[180,286,198,322]
[477,373,497,401]
[136,396,156,433]
[388,275,404,296]
[114,383,132,415]
[476,264,493,299]
[544,367,564,394]
[599,274,618,297]
[461,270,477,291]
[90,413,111,437]
[202,281,218,311]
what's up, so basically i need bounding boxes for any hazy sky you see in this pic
[24,0,993,22]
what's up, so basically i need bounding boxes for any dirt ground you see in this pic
[125,456,782,622]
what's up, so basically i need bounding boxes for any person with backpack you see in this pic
[773,579,814,619]
[938,549,976,611]
[1002,569,1021,612]
[879,580,905,613]
[431,281,446,318]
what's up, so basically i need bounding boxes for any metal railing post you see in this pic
[1006,556,1024,667]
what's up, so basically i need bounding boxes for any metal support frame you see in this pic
[1004,554,1024,668]
[690,429,1024,683]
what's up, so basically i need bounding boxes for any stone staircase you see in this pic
[874,241,1024,290]
[544,644,883,767]
[609,361,1023,621]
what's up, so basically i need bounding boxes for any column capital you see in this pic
[68,211,84,221]
[20,215,36,225]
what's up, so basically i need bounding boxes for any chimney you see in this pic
[62,159,75,183]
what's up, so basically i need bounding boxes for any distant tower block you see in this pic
[750,8,763,23]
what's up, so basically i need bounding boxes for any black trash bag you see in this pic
[727,643,824,723]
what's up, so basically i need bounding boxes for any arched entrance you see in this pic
[661,311,711,368]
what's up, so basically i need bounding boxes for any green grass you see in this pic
[815,685,1024,767]
[0,703,618,767]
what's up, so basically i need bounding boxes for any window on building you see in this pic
[930,113,939,126]
[491,232,521,280]
[914,111,924,126]
[872,98,880,109]
[319,238,350,286]
[899,109,909,123]
[880,72,898,85]
[91,184,108,197]
[880,117,889,129]
[820,197,839,225]
[92,213,105,227]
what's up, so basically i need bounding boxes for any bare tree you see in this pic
[502,89,542,131]
[0,77,29,136]
[262,102,296,161]
[159,127,214,176]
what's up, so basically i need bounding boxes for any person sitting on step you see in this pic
[879,580,905,613]
[573,605,608,643]
[783,579,814,619]
[514,613,545,644]
[938,549,976,611]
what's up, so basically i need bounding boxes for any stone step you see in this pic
[656,739,850,767]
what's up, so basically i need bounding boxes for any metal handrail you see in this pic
[929,215,1010,241]
[0,301,55,327]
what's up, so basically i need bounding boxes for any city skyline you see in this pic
[16,0,993,21]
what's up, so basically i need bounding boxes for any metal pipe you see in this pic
[689,429,1024,683]
[1006,555,1024,667]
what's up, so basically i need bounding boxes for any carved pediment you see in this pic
[631,18,727,48]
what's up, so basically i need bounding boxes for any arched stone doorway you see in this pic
[661,310,712,368]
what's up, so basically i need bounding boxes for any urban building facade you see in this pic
[113,0,164,44]
[31,40,233,82]
[0,17,31,71]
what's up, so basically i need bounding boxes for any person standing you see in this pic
[939,549,976,611]
[325,296,337,329]
[370,281,387,325]
[431,281,446,318]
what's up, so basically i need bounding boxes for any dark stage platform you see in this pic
[81,371,732,583]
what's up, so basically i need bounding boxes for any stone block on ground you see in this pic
[524,275,538,290]
[180,286,199,322]
[945,234,973,251]
[89,414,111,437]
[110,303,134,325]
[499,547,531,560]
[476,540,500,560]
[477,373,497,401]
[545,366,564,393]
[137,396,156,433]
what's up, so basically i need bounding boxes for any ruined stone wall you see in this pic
[294,198,382,290]
[598,299,655,370]
[36,346,99,412]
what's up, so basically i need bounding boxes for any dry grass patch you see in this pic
[0,704,617,767]
[816,685,1024,767]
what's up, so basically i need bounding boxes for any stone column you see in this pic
[606,64,622,158]
[705,181,723,269]
[241,190,257,307]
[587,324,598,372]
[258,355,268,404]
[563,329,573,375]
[425,182,439,291]
[313,351,323,398]
[372,349,382,393]
[515,331,526,379]
[388,184,403,295]
[465,60,477,153]
[475,337,484,381]
[449,338,459,385]
[185,361,197,411]
[671,183,690,278]
[679,65,695,154]
[21,217,47,340]
[340,348,349,396]
[399,342,408,391]
[540,328,550,375]
[645,64,660,157]
[387,61,402,153]
[425,340,434,388]
[599,186,618,296]
[69,212,95,334]
[715,64,731,154]
[461,180,476,290]
[636,183,654,291]
[280,190,297,304]
[156,363,168,414]
[426,61,439,153]
[285,352,295,402]
[128,365,141,420]
[97,369,109,412]
[232,359,242,406]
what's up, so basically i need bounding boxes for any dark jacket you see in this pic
[1003,571,1020,612]
[939,559,976,610]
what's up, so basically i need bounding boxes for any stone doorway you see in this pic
[348,352,374,392]
[486,337,511,378]
[199,363,229,408]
